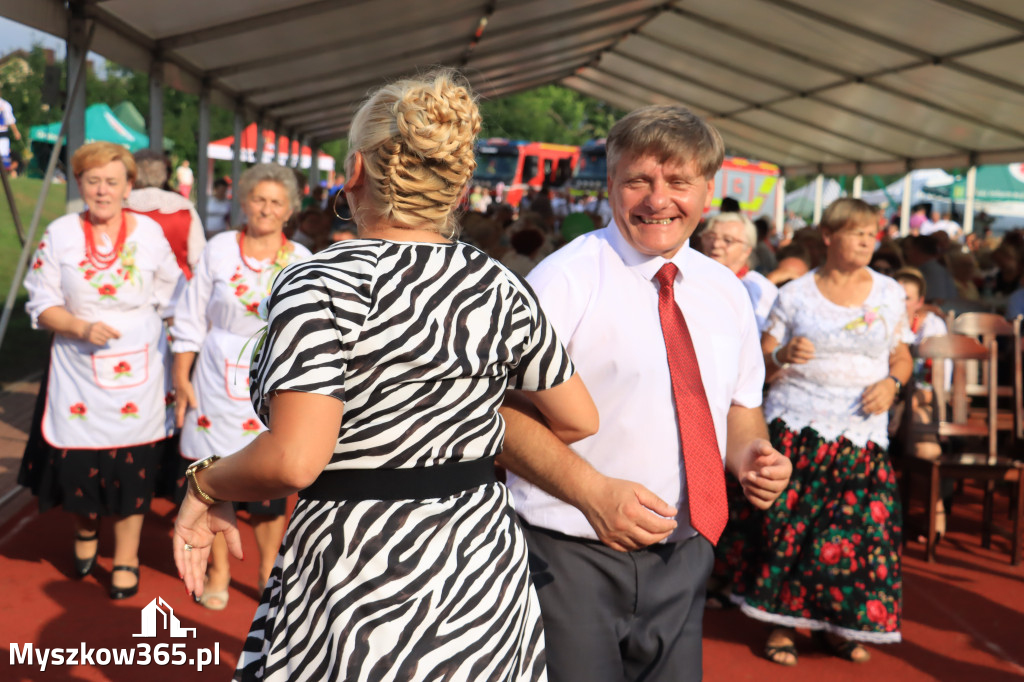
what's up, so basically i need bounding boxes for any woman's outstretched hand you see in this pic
[173,493,243,598]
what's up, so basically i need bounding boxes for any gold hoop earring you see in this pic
[333,191,353,223]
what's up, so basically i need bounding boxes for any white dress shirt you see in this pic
[507,222,765,542]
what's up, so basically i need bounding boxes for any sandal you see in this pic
[73,531,99,578]
[764,629,798,666]
[196,588,230,611]
[110,565,140,600]
[814,631,871,663]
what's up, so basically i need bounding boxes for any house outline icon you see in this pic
[132,597,197,638]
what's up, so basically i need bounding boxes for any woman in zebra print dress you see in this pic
[173,70,599,681]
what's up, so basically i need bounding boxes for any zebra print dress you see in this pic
[235,238,573,681]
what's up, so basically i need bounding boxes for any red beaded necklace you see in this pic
[238,227,287,273]
[81,210,127,270]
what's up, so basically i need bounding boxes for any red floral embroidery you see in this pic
[819,542,841,565]
[230,272,242,283]
[866,599,888,624]
[869,501,889,524]
[197,415,212,433]
[829,586,844,603]
[84,269,97,280]
[69,403,87,419]
[114,361,132,378]
[844,490,857,505]
[165,391,175,406]
[88,467,99,478]
[98,283,117,297]
[785,488,798,510]
[121,402,139,418]
[32,258,43,270]
[242,418,261,435]
[876,564,888,580]
[246,301,260,315]
[235,284,249,296]
[38,241,46,250]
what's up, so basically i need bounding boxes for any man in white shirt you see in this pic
[0,84,22,169]
[700,211,779,332]
[499,105,791,681]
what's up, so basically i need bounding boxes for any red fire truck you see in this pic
[473,139,580,206]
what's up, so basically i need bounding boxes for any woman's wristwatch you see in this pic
[887,375,903,396]
[185,455,222,505]
[771,346,791,370]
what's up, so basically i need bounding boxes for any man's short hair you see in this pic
[133,148,168,189]
[213,178,229,190]
[606,105,724,180]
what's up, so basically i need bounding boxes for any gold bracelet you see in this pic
[185,455,222,505]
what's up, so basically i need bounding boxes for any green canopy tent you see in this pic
[927,164,1024,203]
[29,103,151,152]
[111,101,173,151]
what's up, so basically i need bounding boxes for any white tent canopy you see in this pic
[3,0,1024,177]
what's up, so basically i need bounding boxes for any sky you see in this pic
[0,17,66,59]
[0,16,107,75]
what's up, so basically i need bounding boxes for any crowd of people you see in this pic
[14,65,1024,681]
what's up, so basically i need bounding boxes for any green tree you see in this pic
[480,85,624,144]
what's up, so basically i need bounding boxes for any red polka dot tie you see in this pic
[654,262,728,545]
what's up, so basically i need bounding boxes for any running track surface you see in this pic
[1,489,1022,681]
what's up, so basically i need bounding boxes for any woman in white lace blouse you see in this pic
[725,198,912,666]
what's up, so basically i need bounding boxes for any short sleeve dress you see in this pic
[234,238,574,682]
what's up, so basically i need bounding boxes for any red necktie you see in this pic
[654,262,728,545]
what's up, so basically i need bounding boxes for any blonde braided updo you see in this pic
[347,69,482,238]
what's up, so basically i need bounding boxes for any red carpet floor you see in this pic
[1,488,1022,681]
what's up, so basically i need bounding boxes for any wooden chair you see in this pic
[901,334,1024,565]
[946,312,1023,442]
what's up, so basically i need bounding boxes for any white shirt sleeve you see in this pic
[169,245,214,353]
[23,227,66,328]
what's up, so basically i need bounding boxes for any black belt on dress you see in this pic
[298,456,498,501]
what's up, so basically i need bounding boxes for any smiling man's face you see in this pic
[608,152,714,258]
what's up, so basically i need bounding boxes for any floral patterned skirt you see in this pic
[719,419,902,643]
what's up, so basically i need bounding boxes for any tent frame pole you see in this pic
[0,22,95,356]
[230,103,244,225]
[196,81,211,229]
[900,169,913,236]
[963,163,977,235]
[812,173,824,225]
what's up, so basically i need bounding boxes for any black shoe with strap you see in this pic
[110,565,140,600]
[73,531,99,578]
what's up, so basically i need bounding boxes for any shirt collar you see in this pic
[605,219,694,284]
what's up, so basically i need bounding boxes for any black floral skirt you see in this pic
[718,419,903,643]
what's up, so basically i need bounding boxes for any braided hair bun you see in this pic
[348,69,481,238]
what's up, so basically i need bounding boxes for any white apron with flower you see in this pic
[170,231,310,461]
[24,213,183,449]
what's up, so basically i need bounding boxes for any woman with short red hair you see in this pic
[19,141,182,599]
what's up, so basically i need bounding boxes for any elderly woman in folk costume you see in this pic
[19,141,182,599]
[169,163,310,609]
[724,198,912,666]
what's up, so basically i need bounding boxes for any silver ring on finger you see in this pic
[184,544,193,551]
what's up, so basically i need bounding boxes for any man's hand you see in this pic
[578,477,677,552]
[734,438,791,510]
